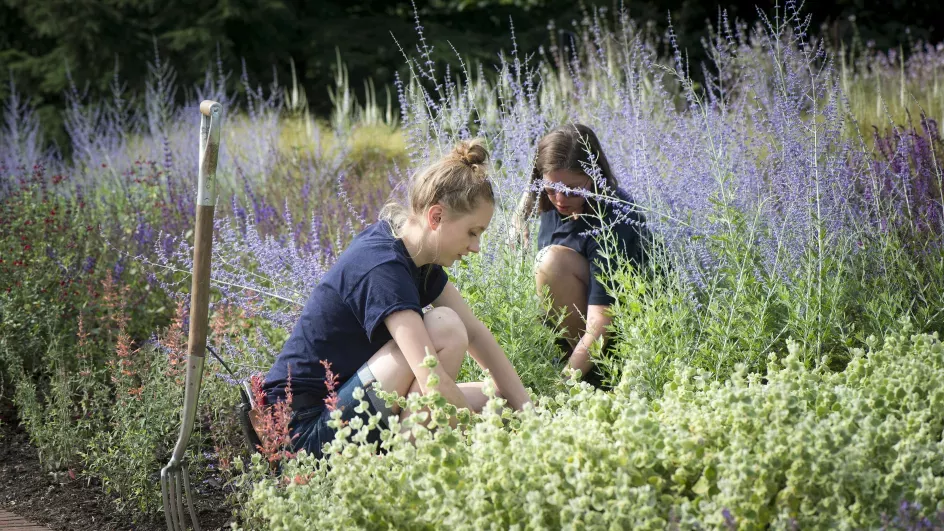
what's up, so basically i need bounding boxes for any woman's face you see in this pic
[543,168,592,216]
[433,201,494,266]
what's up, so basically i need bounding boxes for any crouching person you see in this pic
[263,139,532,458]
[514,124,650,388]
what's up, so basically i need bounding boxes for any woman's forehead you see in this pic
[448,200,493,225]
[467,204,493,229]
[543,168,588,183]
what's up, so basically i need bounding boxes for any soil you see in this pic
[0,400,234,531]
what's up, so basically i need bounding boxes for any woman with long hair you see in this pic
[515,123,649,387]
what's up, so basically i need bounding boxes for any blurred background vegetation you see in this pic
[1,0,942,151]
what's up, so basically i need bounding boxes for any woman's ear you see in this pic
[427,204,444,230]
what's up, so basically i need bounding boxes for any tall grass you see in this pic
[840,41,944,134]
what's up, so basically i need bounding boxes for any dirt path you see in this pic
[0,508,53,530]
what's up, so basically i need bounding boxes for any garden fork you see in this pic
[161,100,223,531]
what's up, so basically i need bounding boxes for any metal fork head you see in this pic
[161,459,202,531]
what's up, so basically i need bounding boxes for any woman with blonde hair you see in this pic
[515,124,649,388]
[264,139,531,457]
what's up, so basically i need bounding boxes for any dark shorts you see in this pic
[289,363,394,459]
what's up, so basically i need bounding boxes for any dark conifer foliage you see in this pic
[0,0,940,144]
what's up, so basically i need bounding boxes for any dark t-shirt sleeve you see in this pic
[586,237,615,306]
[586,223,644,306]
[345,261,423,340]
[419,265,449,305]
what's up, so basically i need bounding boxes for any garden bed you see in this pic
[0,401,232,531]
[1,2,943,528]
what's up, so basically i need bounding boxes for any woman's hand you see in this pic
[433,283,532,410]
[563,304,611,381]
[509,190,536,248]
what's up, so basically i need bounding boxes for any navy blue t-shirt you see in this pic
[537,188,648,306]
[263,221,448,403]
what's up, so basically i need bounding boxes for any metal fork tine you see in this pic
[163,472,174,531]
[182,465,203,531]
[174,471,188,531]
[161,473,174,531]
[176,473,190,531]
[166,471,183,531]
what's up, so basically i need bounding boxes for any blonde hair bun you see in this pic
[380,137,494,233]
[451,139,488,168]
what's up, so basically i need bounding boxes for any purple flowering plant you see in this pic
[1,0,943,522]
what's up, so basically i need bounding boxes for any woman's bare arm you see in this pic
[384,309,470,411]
[433,283,532,410]
[511,189,537,246]
[565,304,611,377]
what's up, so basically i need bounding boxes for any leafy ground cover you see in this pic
[236,325,944,529]
[1,3,942,529]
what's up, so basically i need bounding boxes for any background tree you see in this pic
[0,0,940,152]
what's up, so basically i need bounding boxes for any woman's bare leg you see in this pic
[456,382,502,413]
[366,306,468,415]
[535,245,590,349]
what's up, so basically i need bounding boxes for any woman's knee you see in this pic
[535,245,590,285]
[369,308,467,393]
[423,307,469,355]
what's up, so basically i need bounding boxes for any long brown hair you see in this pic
[530,123,619,213]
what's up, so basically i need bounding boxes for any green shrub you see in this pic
[598,194,944,398]
[8,327,105,470]
[0,182,98,383]
[451,236,566,396]
[80,337,210,515]
[234,321,944,530]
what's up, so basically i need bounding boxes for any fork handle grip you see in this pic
[187,205,214,360]
[200,100,218,116]
[197,101,222,207]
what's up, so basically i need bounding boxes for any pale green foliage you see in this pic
[235,321,944,529]
[450,239,566,396]
[82,343,212,514]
